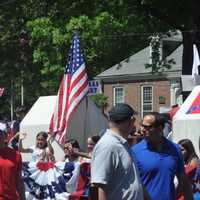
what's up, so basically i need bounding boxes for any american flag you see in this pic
[49,32,89,144]
[0,88,4,97]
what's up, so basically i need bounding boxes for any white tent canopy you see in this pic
[173,86,200,156]
[20,96,108,161]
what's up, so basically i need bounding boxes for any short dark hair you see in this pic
[65,139,80,149]
[90,135,100,144]
[108,103,137,123]
[144,112,165,128]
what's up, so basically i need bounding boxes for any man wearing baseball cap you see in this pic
[91,103,149,200]
[0,126,26,200]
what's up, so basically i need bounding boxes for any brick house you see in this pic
[96,34,183,119]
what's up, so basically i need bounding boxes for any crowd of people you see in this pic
[0,103,200,200]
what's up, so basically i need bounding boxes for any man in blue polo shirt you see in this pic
[131,112,193,200]
[91,103,150,200]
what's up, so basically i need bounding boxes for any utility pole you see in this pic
[21,70,24,106]
[20,29,28,106]
[10,80,14,121]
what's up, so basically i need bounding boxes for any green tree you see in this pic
[90,94,108,111]
[131,0,200,75]
[0,0,170,117]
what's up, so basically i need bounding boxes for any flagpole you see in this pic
[84,96,89,150]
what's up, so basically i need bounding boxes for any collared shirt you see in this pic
[91,129,144,200]
[131,138,184,200]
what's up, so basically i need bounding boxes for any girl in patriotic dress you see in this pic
[18,131,54,162]
[20,137,84,199]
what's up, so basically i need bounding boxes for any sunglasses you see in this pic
[141,124,154,130]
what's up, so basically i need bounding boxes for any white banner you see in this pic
[88,80,102,96]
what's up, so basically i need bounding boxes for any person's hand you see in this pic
[19,132,27,140]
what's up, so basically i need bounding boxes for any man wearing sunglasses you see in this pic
[91,103,150,200]
[131,112,193,200]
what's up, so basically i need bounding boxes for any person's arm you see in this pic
[7,132,20,149]
[91,184,107,200]
[47,135,54,155]
[18,133,32,153]
[16,153,26,200]
[177,172,193,200]
[16,171,26,200]
[8,132,20,143]
[91,147,114,200]
[143,186,151,200]
[73,149,91,159]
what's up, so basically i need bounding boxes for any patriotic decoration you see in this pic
[88,80,102,96]
[49,32,89,144]
[0,87,4,97]
[186,92,200,114]
[70,162,91,200]
[192,44,200,80]
[192,165,200,199]
[22,161,90,200]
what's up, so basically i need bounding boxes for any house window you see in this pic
[113,87,124,106]
[141,86,153,117]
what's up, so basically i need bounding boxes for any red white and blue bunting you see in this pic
[22,161,90,200]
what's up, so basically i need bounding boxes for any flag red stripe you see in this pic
[69,69,87,92]
[56,77,65,130]
[61,78,87,134]
[58,85,88,143]
[68,80,88,108]
[49,114,54,132]
[59,75,72,132]
[58,75,71,131]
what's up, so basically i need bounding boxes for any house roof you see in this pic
[96,44,183,82]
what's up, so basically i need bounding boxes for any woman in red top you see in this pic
[0,128,26,200]
[177,139,199,200]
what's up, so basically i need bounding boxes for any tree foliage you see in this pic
[0,0,171,118]
[145,35,175,73]
[132,0,200,74]
[90,94,108,110]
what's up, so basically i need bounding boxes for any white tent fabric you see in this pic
[173,86,200,157]
[20,96,108,161]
